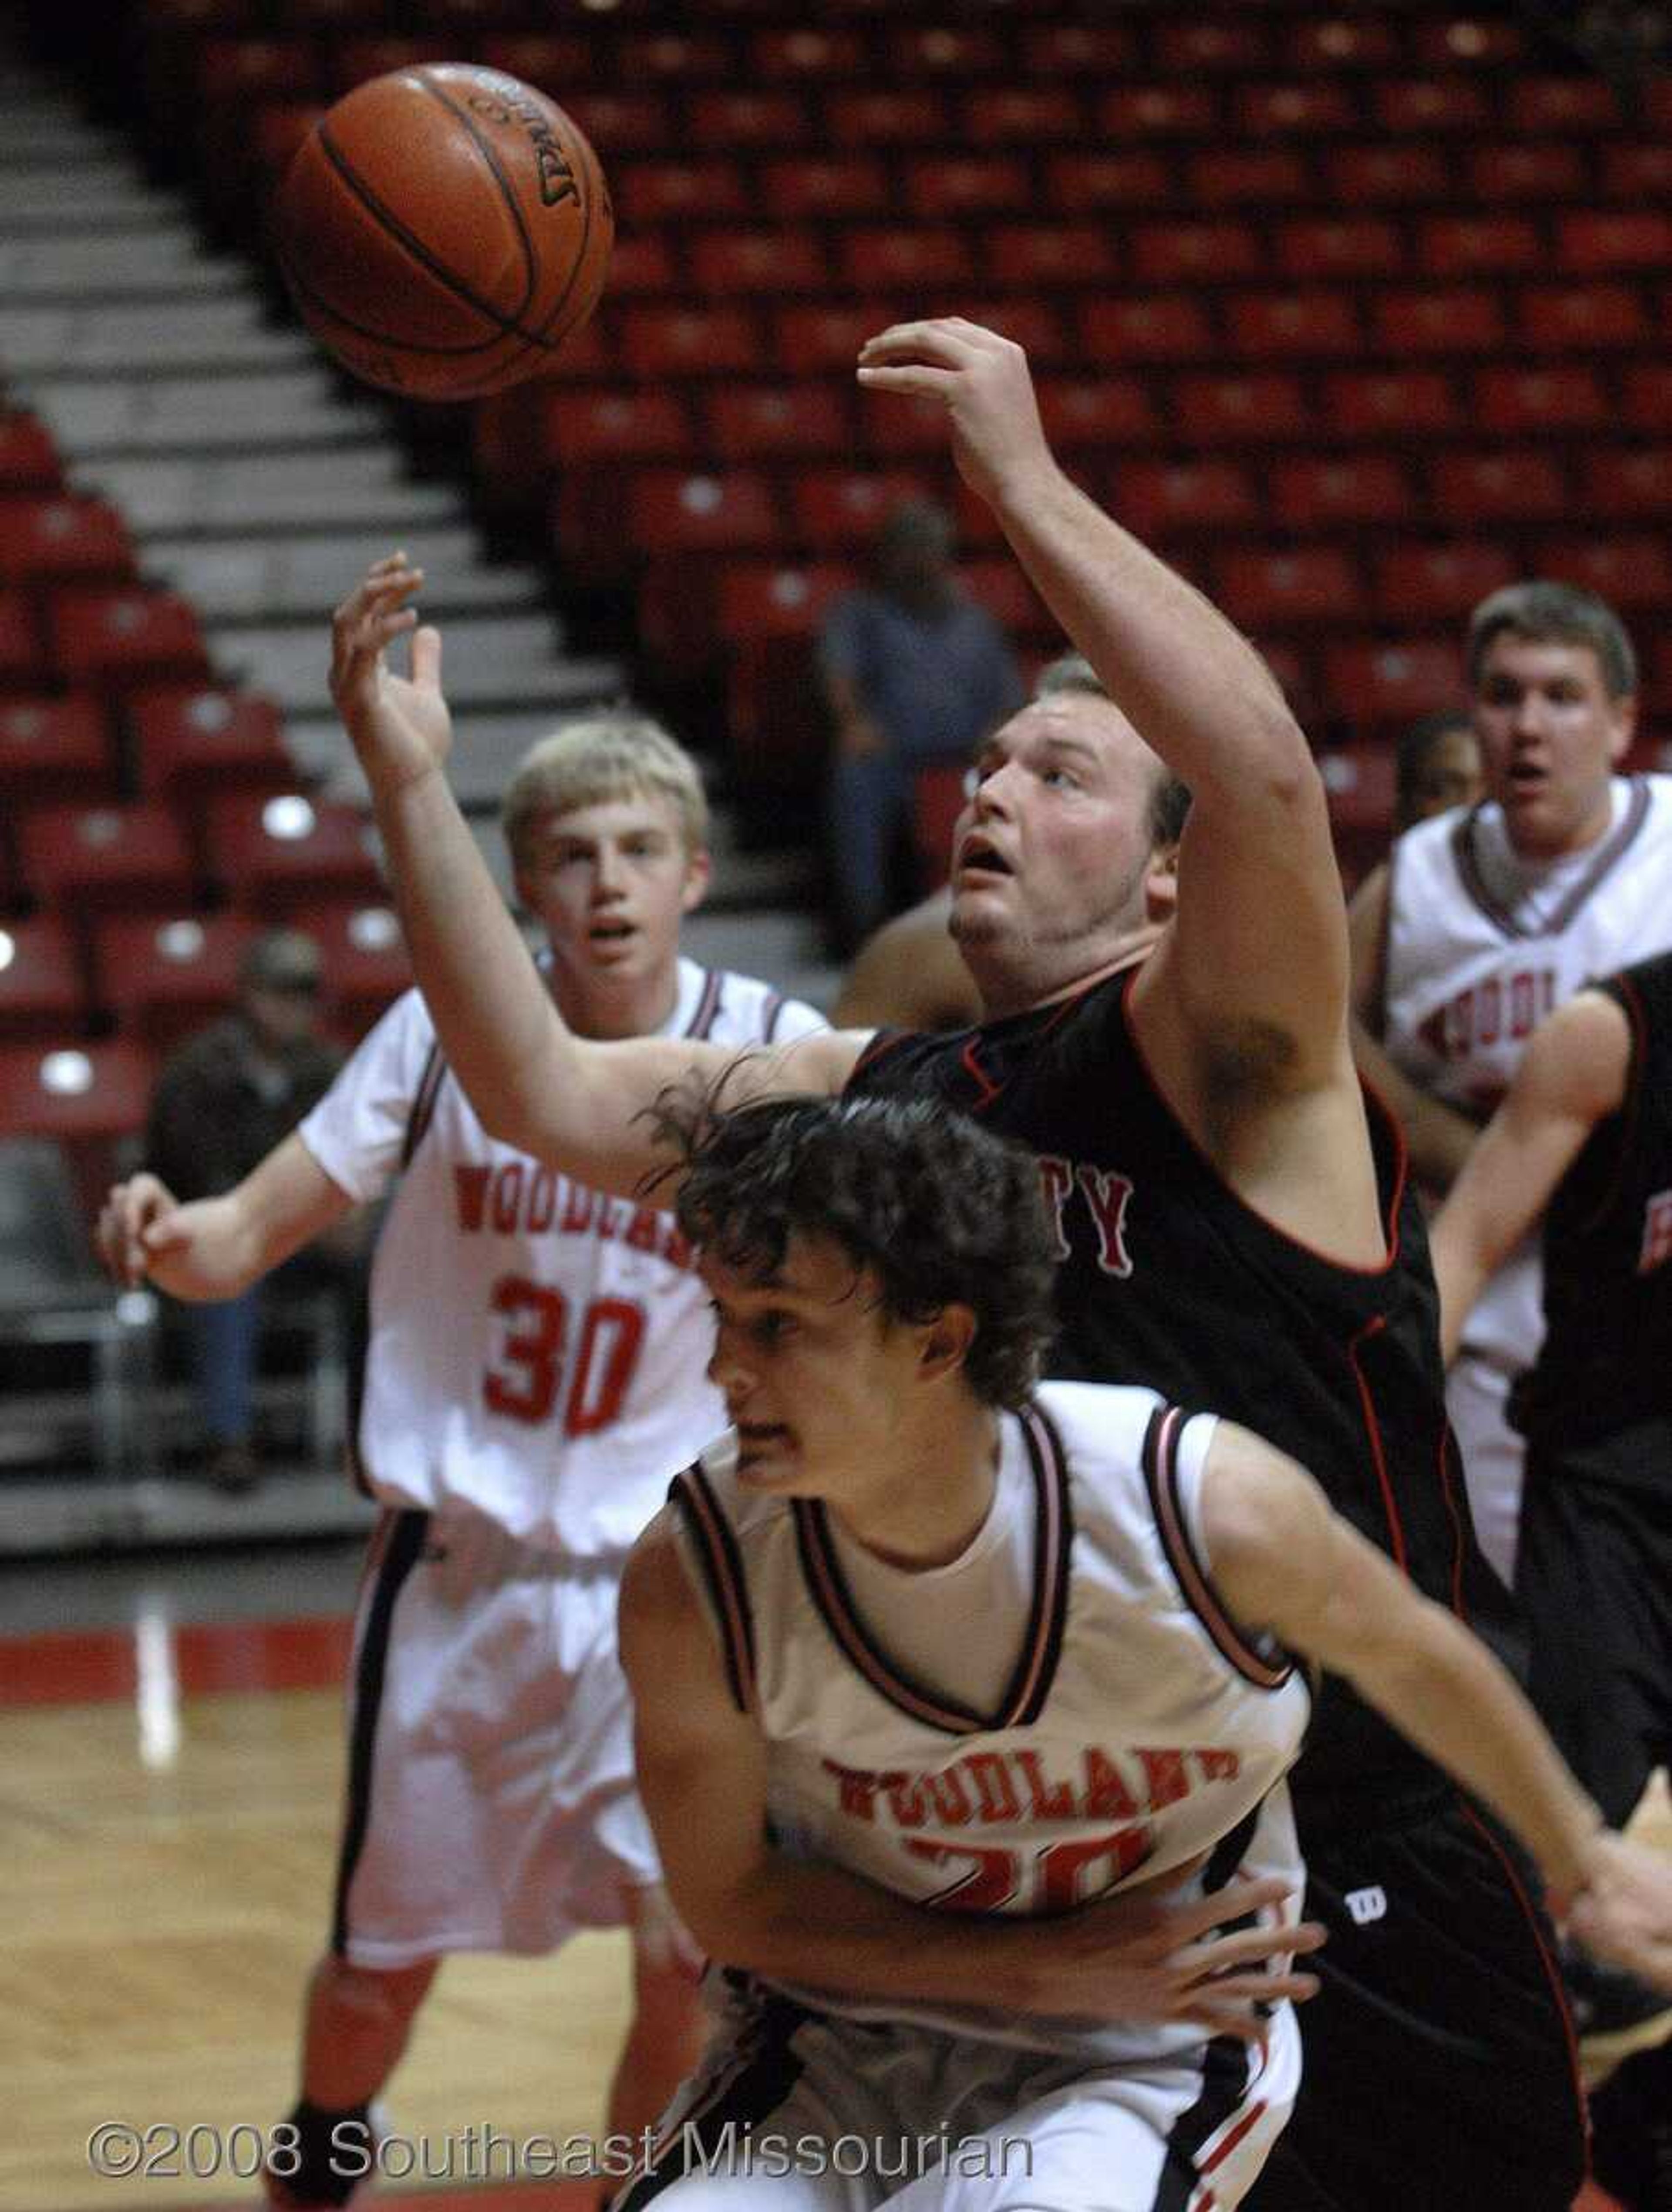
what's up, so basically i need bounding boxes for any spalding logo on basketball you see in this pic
[273,64,613,402]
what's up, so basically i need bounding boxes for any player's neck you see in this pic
[967,922,1163,1021]
[547,958,683,1042]
[830,1398,1000,1569]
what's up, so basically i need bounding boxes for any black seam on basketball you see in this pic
[277,236,536,368]
[310,115,556,356]
[413,70,538,323]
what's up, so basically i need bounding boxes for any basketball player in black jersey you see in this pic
[330,319,1585,2210]
[1435,951,1672,2210]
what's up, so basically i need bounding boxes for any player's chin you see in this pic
[735,1430,802,1487]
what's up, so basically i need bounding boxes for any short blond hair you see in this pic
[501,708,710,867]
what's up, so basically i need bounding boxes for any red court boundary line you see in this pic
[0,1616,352,1708]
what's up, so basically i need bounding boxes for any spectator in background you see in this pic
[142,927,351,1492]
[818,496,1024,954]
[1394,705,1484,833]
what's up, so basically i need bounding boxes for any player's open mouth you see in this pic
[1507,759,1547,792]
[957,836,1012,878]
[589,920,637,941]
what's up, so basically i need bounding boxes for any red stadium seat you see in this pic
[1114,460,1261,537]
[1276,217,1406,279]
[127,685,293,819]
[1035,378,1157,452]
[1287,17,1401,70]
[204,790,385,917]
[1473,366,1611,435]
[717,560,857,642]
[477,36,597,98]
[1599,143,1672,200]
[1517,284,1648,352]
[1020,24,1137,78]
[775,303,900,376]
[1045,151,1172,214]
[1130,220,1265,285]
[1172,373,1313,445]
[686,90,809,150]
[1190,150,1314,208]
[540,388,694,469]
[0,1039,155,1147]
[789,472,933,552]
[960,560,1052,643]
[705,385,851,463]
[856,391,956,459]
[604,232,678,299]
[1533,536,1672,612]
[616,30,735,85]
[0,916,87,1045]
[615,159,750,225]
[18,801,197,919]
[1236,82,1358,135]
[0,411,63,495]
[1429,450,1569,523]
[1098,85,1220,139]
[912,761,967,894]
[1322,369,1465,440]
[985,225,1119,290]
[750,27,868,80]
[839,230,974,291]
[1155,20,1273,72]
[1328,145,1455,203]
[560,93,673,158]
[1080,297,1216,364]
[0,696,117,808]
[1321,744,1398,891]
[1416,215,1542,276]
[0,496,137,592]
[939,299,1067,365]
[1509,77,1622,133]
[626,471,782,557]
[1579,448,1672,519]
[1466,141,1587,201]
[326,38,455,94]
[91,910,256,1050]
[767,158,890,220]
[888,24,1010,79]
[1323,641,1467,731]
[309,900,411,1046]
[905,155,1029,220]
[1375,541,1517,620]
[1216,548,1364,627]
[962,88,1084,142]
[1375,77,1491,132]
[1623,365,1672,434]
[1557,212,1672,272]
[47,588,211,697]
[250,99,323,192]
[689,231,829,297]
[1270,456,1416,529]
[0,593,51,695]
[825,90,952,146]
[1225,292,1362,358]
[1374,288,1507,354]
[196,37,319,106]
[621,305,761,382]
[1411,17,1529,67]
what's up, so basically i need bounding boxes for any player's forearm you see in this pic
[986,459,1309,811]
[1352,1027,1477,1192]
[364,760,587,1162]
[1342,1600,1603,1900]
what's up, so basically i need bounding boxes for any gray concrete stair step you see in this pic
[286,700,620,812]
[71,452,465,537]
[214,615,614,718]
[144,529,547,624]
[0,164,176,225]
[0,228,246,298]
[0,297,314,375]
[18,368,382,457]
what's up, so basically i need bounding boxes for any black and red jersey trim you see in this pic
[791,1400,1073,1736]
[669,1465,759,1716]
[685,966,725,1041]
[1142,1403,1294,1691]
[400,1040,446,1169]
[1453,777,1652,941]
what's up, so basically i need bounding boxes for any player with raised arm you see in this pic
[614,1089,1672,2211]
[330,320,1585,2212]
[99,710,823,2212]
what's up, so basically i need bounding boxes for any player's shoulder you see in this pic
[1033,1379,1173,1484]
[702,963,829,1048]
[676,1428,789,1548]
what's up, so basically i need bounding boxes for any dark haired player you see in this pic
[327,320,1587,2210]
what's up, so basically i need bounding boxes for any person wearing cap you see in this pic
[141,927,353,1492]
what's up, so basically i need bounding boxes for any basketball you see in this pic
[273,63,613,403]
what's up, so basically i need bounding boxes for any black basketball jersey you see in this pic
[849,966,1518,1822]
[1510,949,1672,1487]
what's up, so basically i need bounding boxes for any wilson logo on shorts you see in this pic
[1345,1885,1388,1925]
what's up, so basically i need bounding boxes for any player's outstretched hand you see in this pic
[97,1173,177,1288]
[1035,1869,1325,2043]
[1565,1832,1672,1995]
[856,318,1053,512]
[329,553,452,797]
[96,1176,243,1302]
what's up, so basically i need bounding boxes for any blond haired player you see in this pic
[99,706,825,2211]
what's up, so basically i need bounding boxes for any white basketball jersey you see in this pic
[1382,774,1672,1367]
[671,1380,1310,2064]
[299,958,825,1553]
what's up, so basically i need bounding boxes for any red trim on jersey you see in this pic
[670,1467,759,1716]
[1143,1404,1294,1691]
[1346,1314,1408,1575]
[1452,778,1652,941]
[792,1405,1071,1736]
[400,1039,446,1169]
[1199,2097,1268,2174]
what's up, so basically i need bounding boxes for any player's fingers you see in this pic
[1166,1874,1298,1940]
[141,1211,192,1256]
[855,364,959,402]
[1190,1919,1326,1974]
[409,623,443,691]
[858,319,981,364]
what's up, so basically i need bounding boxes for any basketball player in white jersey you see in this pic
[614,1087,1672,2212]
[1348,580,1672,1586]
[98,711,826,2212]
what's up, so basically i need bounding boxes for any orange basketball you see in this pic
[273,64,612,403]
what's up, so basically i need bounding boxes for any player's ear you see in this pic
[1144,841,1180,923]
[919,1302,977,1385]
[681,844,713,914]
[1606,691,1638,765]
